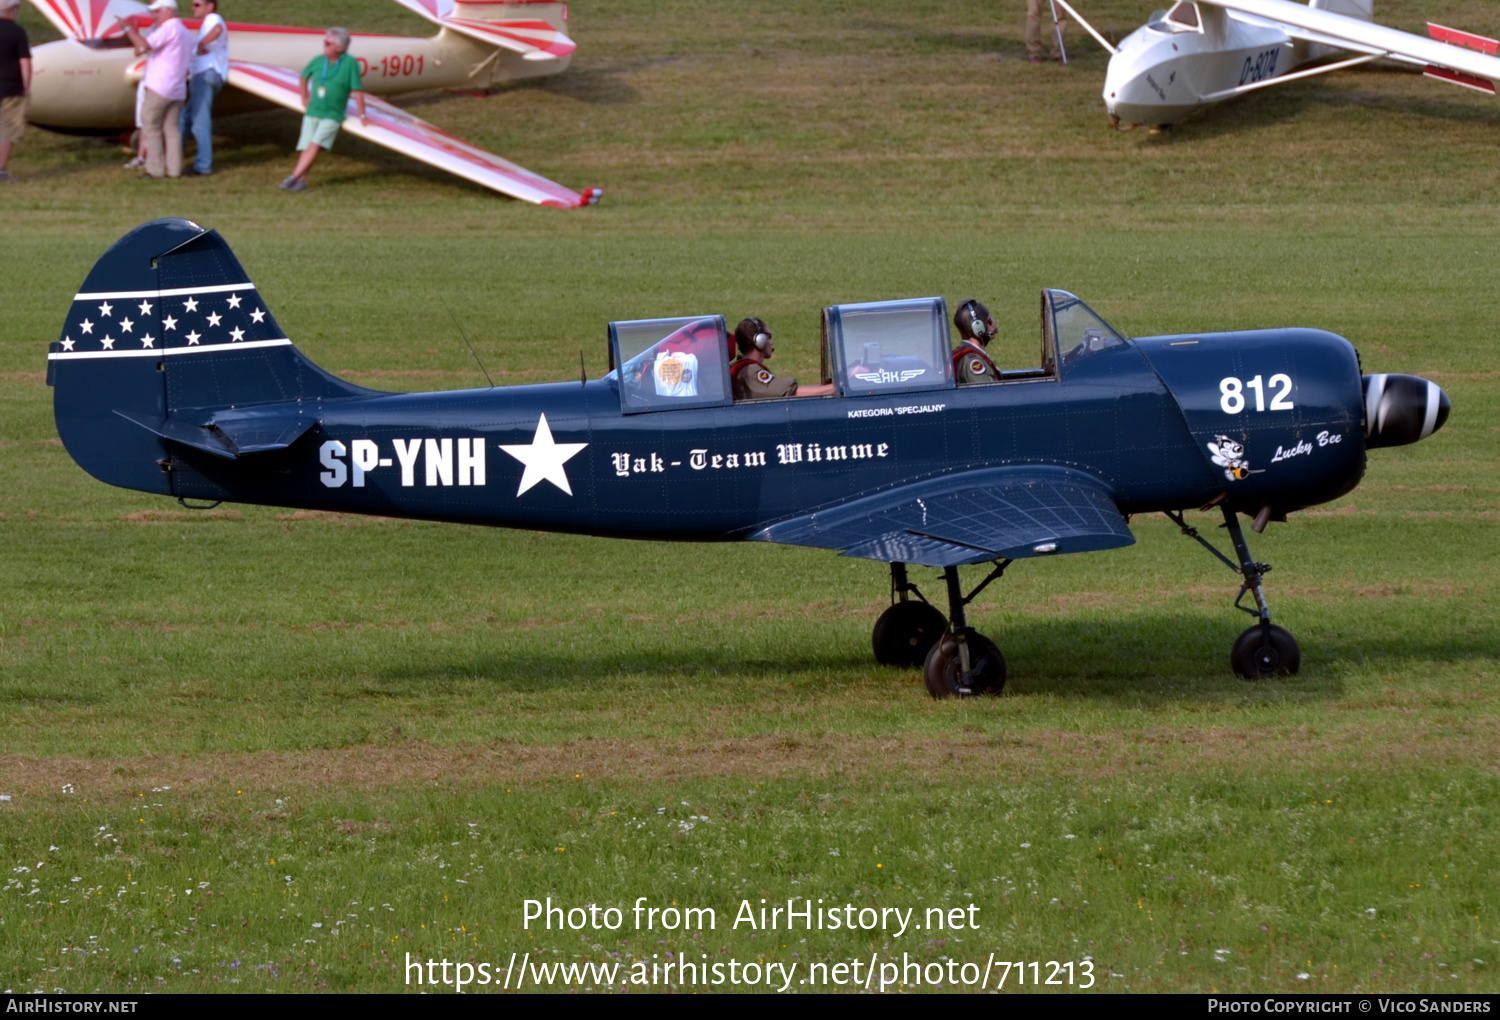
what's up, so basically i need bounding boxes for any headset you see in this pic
[736,317,773,354]
[956,300,995,345]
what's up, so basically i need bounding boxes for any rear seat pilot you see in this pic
[952,299,1000,384]
[730,317,834,400]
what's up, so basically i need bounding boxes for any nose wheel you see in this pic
[1167,506,1301,680]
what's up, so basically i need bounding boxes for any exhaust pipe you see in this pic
[1362,373,1450,448]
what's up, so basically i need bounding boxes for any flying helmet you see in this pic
[954,299,996,346]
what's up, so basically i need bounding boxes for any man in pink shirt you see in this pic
[116,0,193,178]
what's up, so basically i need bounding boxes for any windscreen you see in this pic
[1050,291,1127,368]
[611,316,730,413]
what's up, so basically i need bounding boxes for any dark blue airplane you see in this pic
[48,220,1452,696]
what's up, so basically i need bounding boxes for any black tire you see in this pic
[923,628,1006,698]
[872,601,948,668]
[1230,623,1301,679]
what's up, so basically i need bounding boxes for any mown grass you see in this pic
[1,0,1498,994]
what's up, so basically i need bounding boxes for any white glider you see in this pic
[1054,0,1500,129]
[26,0,601,205]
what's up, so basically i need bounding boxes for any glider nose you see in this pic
[1362,373,1450,448]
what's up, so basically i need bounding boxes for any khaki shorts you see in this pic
[296,115,341,151]
[0,95,26,145]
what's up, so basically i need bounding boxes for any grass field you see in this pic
[1,0,1498,994]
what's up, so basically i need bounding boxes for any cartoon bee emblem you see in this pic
[1207,435,1258,481]
[968,357,987,376]
[756,369,773,384]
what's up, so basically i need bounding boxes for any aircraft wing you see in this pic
[388,0,575,60]
[1207,0,1500,90]
[27,0,147,39]
[226,62,594,207]
[748,466,1135,568]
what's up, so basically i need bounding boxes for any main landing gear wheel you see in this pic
[872,601,948,668]
[923,628,1006,698]
[1231,624,1300,680]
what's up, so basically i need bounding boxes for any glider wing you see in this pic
[225,61,593,207]
[1206,0,1500,91]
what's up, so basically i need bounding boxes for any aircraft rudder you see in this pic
[49,219,372,495]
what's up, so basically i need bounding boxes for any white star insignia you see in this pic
[140,335,155,349]
[183,297,199,312]
[60,337,75,351]
[186,331,202,345]
[226,294,242,309]
[119,317,134,333]
[229,327,245,342]
[98,301,113,317]
[100,335,115,350]
[250,308,266,324]
[500,414,587,497]
[206,312,222,328]
[162,315,178,331]
[79,319,94,335]
[138,300,153,315]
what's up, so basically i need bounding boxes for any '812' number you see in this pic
[1220,374,1293,414]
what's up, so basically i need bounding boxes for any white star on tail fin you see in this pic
[499,414,587,496]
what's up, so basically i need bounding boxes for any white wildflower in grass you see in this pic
[1065,834,1076,839]
[1297,973,1311,980]
[1020,843,1031,848]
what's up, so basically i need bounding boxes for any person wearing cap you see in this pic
[729,317,835,400]
[178,0,227,176]
[279,27,367,192]
[116,0,194,179]
[951,299,1000,384]
[0,0,30,183]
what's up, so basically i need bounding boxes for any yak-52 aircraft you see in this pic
[25,0,599,206]
[1054,0,1500,131]
[49,220,1452,696]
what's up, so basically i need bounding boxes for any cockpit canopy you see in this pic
[823,297,953,397]
[610,315,732,414]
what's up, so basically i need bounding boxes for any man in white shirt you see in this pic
[179,0,227,175]
[116,0,193,178]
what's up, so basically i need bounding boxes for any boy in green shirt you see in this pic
[280,27,367,192]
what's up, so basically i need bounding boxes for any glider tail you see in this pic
[47,219,372,496]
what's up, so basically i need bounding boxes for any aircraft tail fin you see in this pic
[26,0,149,40]
[1308,0,1373,22]
[48,219,376,495]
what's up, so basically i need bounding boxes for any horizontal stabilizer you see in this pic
[226,62,593,207]
[116,406,320,460]
[749,466,1134,568]
[388,0,575,59]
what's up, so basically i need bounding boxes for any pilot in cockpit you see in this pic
[730,317,835,400]
[952,299,1000,384]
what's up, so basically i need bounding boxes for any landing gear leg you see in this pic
[871,562,947,667]
[1166,508,1301,679]
[922,561,1009,698]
